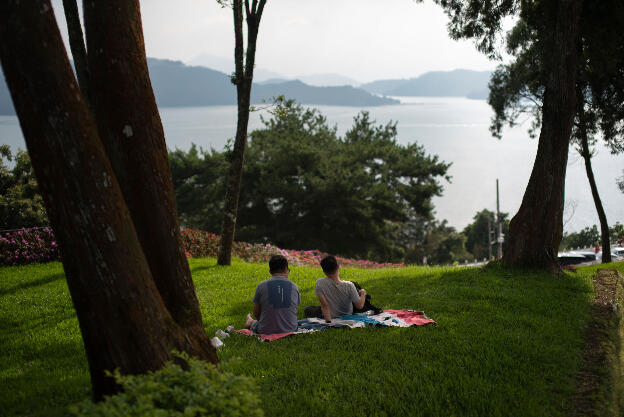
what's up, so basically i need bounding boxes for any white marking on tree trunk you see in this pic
[122,125,133,138]
[105,226,116,242]
[103,172,112,188]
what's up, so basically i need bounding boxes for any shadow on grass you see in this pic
[189,264,221,274]
[0,272,65,296]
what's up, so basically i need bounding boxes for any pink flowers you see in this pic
[181,228,403,269]
[0,227,59,266]
[0,226,403,269]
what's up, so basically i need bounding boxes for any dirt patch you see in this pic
[569,269,623,417]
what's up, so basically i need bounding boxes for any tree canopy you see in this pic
[0,145,48,230]
[171,99,450,261]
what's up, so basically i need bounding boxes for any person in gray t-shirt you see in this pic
[245,255,300,334]
[314,255,367,321]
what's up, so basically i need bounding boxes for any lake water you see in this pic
[1,96,622,232]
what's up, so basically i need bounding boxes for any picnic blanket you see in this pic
[236,309,435,341]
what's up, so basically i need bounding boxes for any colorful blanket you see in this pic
[236,309,435,342]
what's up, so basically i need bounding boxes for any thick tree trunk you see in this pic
[580,135,611,263]
[83,1,215,350]
[503,0,584,271]
[217,0,265,265]
[0,0,215,400]
[62,0,90,110]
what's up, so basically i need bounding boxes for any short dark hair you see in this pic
[320,255,339,274]
[269,255,289,274]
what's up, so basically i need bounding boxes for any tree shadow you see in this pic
[189,264,221,274]
[0,272,65,297]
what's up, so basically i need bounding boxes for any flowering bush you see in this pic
[0,227,59,266]
[181,228,403,268]
[181,228,280,264]
[0,226,403,269]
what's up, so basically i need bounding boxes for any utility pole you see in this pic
[496,179,503,259]
[487,216,493,260]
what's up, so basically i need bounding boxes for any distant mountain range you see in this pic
[187,53,361,87]
[360,69,492,99]
[146,58,397,107]
[0,61,493,115]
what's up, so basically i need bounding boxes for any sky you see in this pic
[52,0,497,83]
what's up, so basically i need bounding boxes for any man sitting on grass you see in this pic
[314,255,367,323]
[245,255,300,334]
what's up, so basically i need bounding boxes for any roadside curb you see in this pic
[569,269,624,416]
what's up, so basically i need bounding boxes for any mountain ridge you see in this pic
[360,69,492,99]
[0,61,493,116]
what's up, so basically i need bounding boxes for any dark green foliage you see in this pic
[0,145,48,230]
[434,0,518,58]
[462,209,509,260]
[239,101,449,260]
[618,171,624,194]
[170,100,450,261]
[402,218,471,265]
[560,223,624,250]
[610,222,624,243]
[169,144,228,231]
[560,225,600,250]
[487,0,624,151]
[69,352,263,417]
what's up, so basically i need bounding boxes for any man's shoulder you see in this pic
[314,277,330,287]
[255,278,274,289]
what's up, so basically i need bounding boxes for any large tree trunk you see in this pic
[580,134,611,263]
[502,0,584,272]
[83,1,214,345]
[62,0,91,110]
[0,0,216,400]
[217,0,265,265]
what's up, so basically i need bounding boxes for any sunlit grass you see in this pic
[2,259,623,416]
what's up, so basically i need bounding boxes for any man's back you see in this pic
[253,276,300,334]
[314,278,359,318]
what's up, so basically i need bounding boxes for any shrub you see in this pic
[69,353,263,417]
[0,226,402,268]
[181,228,280,263]
[0,227,59,265]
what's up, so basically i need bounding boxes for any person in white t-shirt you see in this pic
[313,255,367,322]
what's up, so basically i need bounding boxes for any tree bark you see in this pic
[62,0,91,111]
[502,0,584,272]
[217,0,266,265]
[580,132,611,263]
[82,0,215,348]
[0,0,215,400]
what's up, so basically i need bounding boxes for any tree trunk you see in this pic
[62,0,91,110]
[217,81,251,266]
[217,0,265,266]
[502,0,584,272]
[0,0,216,400]
[83,1,214,343]
[580,134,611,263]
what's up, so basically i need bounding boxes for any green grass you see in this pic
[2,259,624,416]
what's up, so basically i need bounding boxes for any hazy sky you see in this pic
[52,0,496,83]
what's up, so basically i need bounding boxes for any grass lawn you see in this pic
[2,259,624,416]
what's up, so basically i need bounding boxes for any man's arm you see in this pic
[317,294,332,322]
[354,289,367,310]
[253,302,262,320]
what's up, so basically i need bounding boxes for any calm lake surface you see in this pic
[1,96,622,232]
